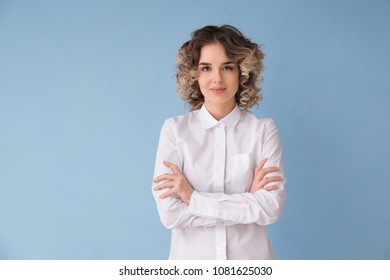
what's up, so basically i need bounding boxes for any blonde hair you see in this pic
[176,25,265,111]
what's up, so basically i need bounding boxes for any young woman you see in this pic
[152,25,286,260]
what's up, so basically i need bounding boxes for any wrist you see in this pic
[183,189,194,204]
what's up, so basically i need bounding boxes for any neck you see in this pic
[204,102,236,121]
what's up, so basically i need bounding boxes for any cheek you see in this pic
[197,72,207,82]
[230,74,240,89]
[197,75,209,91]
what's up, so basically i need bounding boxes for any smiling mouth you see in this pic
[210,87,226,94]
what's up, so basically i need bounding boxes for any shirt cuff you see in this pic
[188,191,247,223]
[188,191,219,218]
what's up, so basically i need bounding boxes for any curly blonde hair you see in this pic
[176,25,265,111]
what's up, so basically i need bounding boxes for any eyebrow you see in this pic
[198,61,236,66]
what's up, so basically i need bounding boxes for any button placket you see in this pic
[214,123,227,259]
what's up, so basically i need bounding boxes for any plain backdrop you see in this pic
[0,0,389,259]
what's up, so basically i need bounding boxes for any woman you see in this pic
[152,25,286,260]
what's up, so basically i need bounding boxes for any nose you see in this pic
[213,69,223,84]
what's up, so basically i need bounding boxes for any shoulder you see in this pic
[239,111,281,143]
[240,110,279,130]
[161,109,200,132]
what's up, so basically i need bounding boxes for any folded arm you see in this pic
[152,119,286,229]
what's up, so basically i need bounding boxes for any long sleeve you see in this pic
[152,106,285,260]
[152,119,224,229]
[187,119,286,226]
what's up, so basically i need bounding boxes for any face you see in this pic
[197,42,239,111]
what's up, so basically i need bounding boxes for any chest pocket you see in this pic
[229,153,255,194]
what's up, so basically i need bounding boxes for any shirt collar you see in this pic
[199,104,242,129]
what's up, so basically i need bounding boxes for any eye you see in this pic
[223,65,234,71]
[200,66,211,72]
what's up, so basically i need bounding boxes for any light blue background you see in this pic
[1,0,389,259]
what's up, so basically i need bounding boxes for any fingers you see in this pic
[153,173,175,183]
[250,158,283,194]
[153,161,181,182]
[257,166,280,179]
[163,161,181,174]
[251,180,281,193]
[153,180,177,199]
[159,189,177,199]
[154,161,187,200]
[261,166,280,174]
[264,185,279,191]
[153,180,173,191]
[260,176,283,185]
[255,158,268,175]
[253,176,282,192]
[255,158,279,178]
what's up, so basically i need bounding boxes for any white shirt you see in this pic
[152,105,286,260]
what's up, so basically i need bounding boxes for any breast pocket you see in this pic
[229,153,255,193]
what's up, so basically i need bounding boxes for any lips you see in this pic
[210,87,226,94]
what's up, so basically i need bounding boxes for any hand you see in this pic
[153,161,194,204]
[250,158,283,193]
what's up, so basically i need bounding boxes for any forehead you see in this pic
[199,42,232,63]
